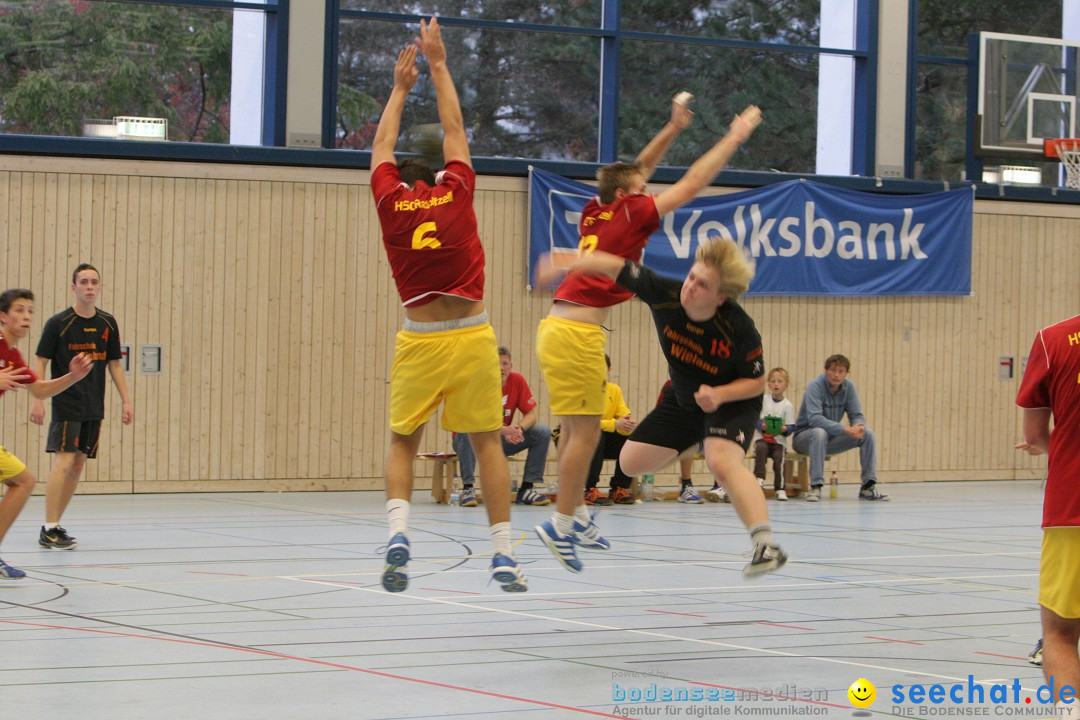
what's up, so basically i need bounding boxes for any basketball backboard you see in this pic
[977,32,1080,157]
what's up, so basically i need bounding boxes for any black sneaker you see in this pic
[743,542,788,578]
[39,526,77,549]
[859,484,890,501]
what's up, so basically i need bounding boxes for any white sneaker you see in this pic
[704,485,730,503]
[775,489,788,501]
[805,487,821,503]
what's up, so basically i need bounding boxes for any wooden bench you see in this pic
[419,452,556,503]
[416,452,457,504]
[746,451,831,497]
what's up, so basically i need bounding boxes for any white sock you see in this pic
[749,523,774,546]
[573,504,591,525]
[489,522,512,557]
[44,522,58,530]
[553,512,575,536]
[386,499,410,539]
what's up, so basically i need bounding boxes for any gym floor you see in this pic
[0,481,1048,719]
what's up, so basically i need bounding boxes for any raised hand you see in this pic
[393,45,419,92]
[730,105,762,143]
[415,16,447,65]
[670,91,694,130]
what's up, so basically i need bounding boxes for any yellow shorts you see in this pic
[389,321,503,436]
[536,315,607,416]
[1040,527,1080,618]
[0,444,27,482]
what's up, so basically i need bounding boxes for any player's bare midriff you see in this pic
[549,300,609,326]
[405,294,486,323]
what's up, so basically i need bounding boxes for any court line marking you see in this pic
[284,575,1047,693]
[0,617,626,718]
[3,566,1038,597]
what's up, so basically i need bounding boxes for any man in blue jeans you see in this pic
[790,354,888,502]
[452,346,551,506]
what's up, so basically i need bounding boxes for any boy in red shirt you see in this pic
[0,289,91,578]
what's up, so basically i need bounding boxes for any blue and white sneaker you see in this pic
[535,521,583,573]
[571,515,611,550]
[458,487,478,507]
[382,532,410,593]
[0,558,26,579]
[490,553,528,592]
[515,488,551,506]
[678,485,705,504]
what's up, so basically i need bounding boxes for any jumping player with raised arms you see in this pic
[370,18,525,593]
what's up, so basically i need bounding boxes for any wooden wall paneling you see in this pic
[193,178,211,480]
[5,155,1080,492]
[137,175,162,488]
[313,183,330,478]
[240,180,259,480]
[325,184,343,479]
[335,187,356,479]
[263,181,286,479]
[177,178,197,482]
[285,182,305,478]
[249,180,272,481]
[165,177,184,483]
[228,180,248,482]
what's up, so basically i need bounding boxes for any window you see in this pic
[0,0,276,145]
[912,0,1064,181]
[337,17,600,159]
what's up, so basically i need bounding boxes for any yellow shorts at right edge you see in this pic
[1040,527,1080,618]
[536,315,607,416]
[0,444,27,482]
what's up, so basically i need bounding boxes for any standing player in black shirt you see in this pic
[30,264,133,549]
[535,238,787,577]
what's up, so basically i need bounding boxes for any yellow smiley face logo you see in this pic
[848,678,876,708]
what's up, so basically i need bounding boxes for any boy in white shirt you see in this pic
[754,368,796,500]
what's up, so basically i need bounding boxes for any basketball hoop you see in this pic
[1046,139,1080,190]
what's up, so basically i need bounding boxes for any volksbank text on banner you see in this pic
[527,168,972,296]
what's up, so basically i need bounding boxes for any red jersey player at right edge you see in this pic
[370,19,525,593]
[534,97,762,573]
[1015,313,1080,720]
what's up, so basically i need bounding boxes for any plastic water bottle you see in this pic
[829,470,839,499]
[450,473,461,506]
[642,474,655,502]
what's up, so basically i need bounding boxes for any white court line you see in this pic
[284,575,1045,694]
[13,561,1037,594]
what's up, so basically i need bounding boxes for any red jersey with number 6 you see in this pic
[372,160,485,307]
[1016,313,1080,528]
[554,192,660,308]
[0,334,36,397]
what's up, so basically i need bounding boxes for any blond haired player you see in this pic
[535,239,788,577]
[534,99,762,573]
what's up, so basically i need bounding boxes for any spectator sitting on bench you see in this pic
[790,354,888,503]
[452,345,551,507]
[584,354,637,506]
[754,367,797,501]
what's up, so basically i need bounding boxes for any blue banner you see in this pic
[528,168,973,296]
